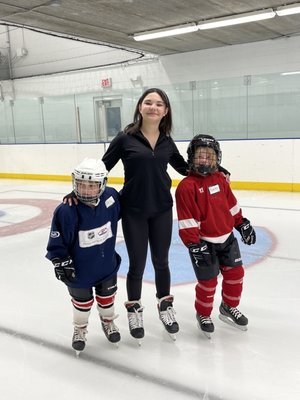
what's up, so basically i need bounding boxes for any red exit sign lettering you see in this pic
[101,78,112,88]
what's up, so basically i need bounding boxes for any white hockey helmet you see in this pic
[72,158,108,203]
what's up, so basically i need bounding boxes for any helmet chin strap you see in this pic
[196,165,211,175]
[79,198,100,207]
[194,164,217,175]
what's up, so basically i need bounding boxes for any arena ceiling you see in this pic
[1,0,300,56]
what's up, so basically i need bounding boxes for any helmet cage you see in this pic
[187,134,222,175]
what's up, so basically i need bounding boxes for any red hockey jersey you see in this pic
[175,171,244,246]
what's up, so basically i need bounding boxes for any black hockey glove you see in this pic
[188,241,212,268]
[236,218,256,245]
[63,191,78,206]
[52,256,76,283]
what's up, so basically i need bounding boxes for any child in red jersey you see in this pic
[175,134,256,338]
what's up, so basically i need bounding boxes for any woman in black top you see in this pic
[103,88,190,341]
[65,88,229,342]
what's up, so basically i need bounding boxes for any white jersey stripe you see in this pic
[230,203,240,216]
[201,232,231,244]
[178,218,200,230]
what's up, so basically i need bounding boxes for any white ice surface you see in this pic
[0,180,300,400]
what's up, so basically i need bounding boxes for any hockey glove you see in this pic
[63,191,78,206]
[52,256,76,283]
[236,218,256,245]
[188,241,212,268]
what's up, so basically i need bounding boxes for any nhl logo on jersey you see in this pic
[88,232,95,239]
[78,222,113,248]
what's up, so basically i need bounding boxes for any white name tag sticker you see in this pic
[208,184,220,195]
[78,221,113,248]
[105,196,115,208]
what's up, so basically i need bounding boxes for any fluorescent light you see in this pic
[281,71,300,75]
[198,9,275,30]
[276,3,300,16]
[132,5,300,42]
[133,23,198,41]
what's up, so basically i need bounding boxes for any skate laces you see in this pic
[73,326,87,342]
[228,307,243,320]
[128,306,144,330]
[101,315,119,335]
[159,306,177,326]
[199,315,213,325]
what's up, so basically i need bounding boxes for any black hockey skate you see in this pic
[219,301,248,331]
[72,326,87,356]
[101,315,121,345]
[196,314,214,339]
[157,295,179,340]
[124,301,144,345]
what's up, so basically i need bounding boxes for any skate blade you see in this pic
[75,350,82,357]
[160,320,178,341]
[201,330,212,339]
[107,339,120,348]
[106,335,121,347]
[197,322,213,339]
[219,314,248,331]
[130,335,143,346]
[167,333,176,341]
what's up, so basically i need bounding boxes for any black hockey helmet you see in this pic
[187,134,222,175]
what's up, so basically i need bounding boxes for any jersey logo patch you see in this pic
[78,221,113,248]
[208,184,220,195]
[50,231,60,238]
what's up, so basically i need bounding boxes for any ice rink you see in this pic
[0,179,299,400]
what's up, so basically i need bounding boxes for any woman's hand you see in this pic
[63,191,78,206]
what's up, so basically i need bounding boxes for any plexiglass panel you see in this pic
[12,98,44,143]
[0,99,15,143]
[1,72,300,144]
[248,73,300,138]
[193,77,247,140]
[43,95,77,143]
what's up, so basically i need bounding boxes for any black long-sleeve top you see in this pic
[102,131,188,215]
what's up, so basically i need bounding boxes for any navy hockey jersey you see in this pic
[46,186,121,288]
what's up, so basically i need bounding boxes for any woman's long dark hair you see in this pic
[124,88,173,136]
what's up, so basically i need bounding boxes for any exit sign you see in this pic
[101,78,112,88]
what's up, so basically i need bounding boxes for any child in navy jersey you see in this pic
[175,135,256,338]
[46,158,121,353]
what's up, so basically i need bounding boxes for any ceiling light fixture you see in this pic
[131,5,300,42]
[198,9,276,30]
[276,3,300,16]
[281,71,300,75]
[133,23,198,41]
[45,0,62,6]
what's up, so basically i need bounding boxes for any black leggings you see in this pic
[121,208,172,300]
